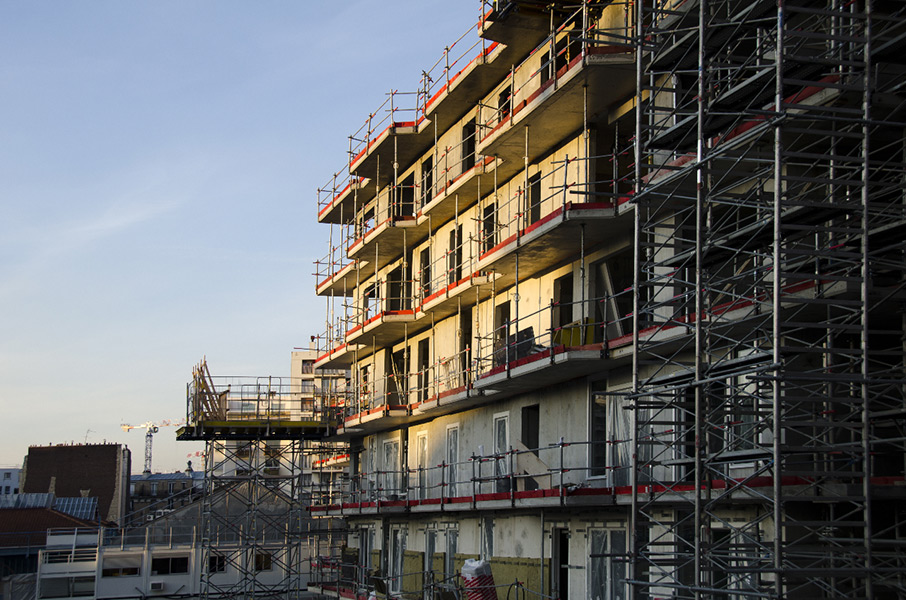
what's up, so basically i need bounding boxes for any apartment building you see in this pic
[306,1,906,599]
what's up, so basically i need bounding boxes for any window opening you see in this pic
[494,414,510,493]
[527,172,542,225]
[462,119,476,171]
[448,226,463,284]
[420,248,431,300]
[151,556,189,575]
[522,404,540,456]
[482,204,496,254]
[421,156,433,207]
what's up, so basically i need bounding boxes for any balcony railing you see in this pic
[186,361,340,426]
[419,15,491,116]
[308,438,634,511]
[344,347,474,420]
[477,152,632,263]
[349,91,425,170]
[314,229,355,293]
[323,292,633,426]
[477,3,633,144]
[474,292,634,379]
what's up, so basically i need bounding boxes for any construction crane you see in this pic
[121,420,184,474]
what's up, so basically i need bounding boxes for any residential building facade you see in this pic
[308,1,906,599]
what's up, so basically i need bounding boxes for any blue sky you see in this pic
[0,1,483,474]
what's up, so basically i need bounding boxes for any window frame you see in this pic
[445,424,460,497]
[150,555,189,576]
[493,412,510,493]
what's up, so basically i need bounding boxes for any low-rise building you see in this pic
[0,468,20,496]
[35,480,316,600]
[127,470,203,526]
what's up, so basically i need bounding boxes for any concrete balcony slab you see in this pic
[477,201,629,288]
[478,49,635,164]
[317,178,374,225]
[316,260,372,298]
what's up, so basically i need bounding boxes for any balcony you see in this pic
[315,257,363,298]
[420,15,551,135]
[477,17,635,165]
[335,374,417,438]
[317,171,374,225]
[420,32,505,136]
[472,291,634,393]
[348,91,433,189]
[308,437,895,519]
[480,1,555,51]
[312,453,351,470]
[178,360,337,440]
[308,439,637,518]
[315,227,367,297]
[343,274,422,347]
[324,290,637,438]
[414,231,497,323]
[419,154,500,227]
[314,340,364,370]
[346,186,432,272]
[475,156,634,289]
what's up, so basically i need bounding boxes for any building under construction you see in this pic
[180,0,906,598]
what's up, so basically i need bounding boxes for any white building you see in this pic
[35,527,300,600]
[0,468,20,496]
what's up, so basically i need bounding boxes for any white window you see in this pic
[416,432,429,500]
[39,576,95,598]
[254,552,272,572]
[383,439,401,498]
[424,529,438,600]
[102,555,141,577]
[482,517,494,560]
[590,382,632,486]
[445,426,459,497]
[711,528,759,597]
[366,437,377,499]
[588,529,627,600]
[389,527,407,593]
[444,529,458,580]
[358,527,374,586]
[493,413,509,493]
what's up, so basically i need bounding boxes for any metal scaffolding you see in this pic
[630,0,906,598]
[305,0,906,598]
[180,361,338,600]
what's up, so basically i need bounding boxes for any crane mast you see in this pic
[120,420,182,474]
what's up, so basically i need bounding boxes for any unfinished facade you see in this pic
[309,0,906,598]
